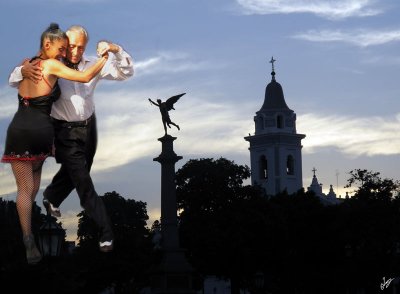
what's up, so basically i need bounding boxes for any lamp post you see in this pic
[38,214,64,257]
[253,272,265,293]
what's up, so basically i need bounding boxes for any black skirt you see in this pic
[2,84,60,162]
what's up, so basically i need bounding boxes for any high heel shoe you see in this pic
[23,234,42,265]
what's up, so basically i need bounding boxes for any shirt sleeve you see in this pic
[99,45,134,81]
[9,66,23,88]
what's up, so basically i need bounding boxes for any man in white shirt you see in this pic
[9,25,134,252]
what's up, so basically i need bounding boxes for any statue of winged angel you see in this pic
[149,93,185,135]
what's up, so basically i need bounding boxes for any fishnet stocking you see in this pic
[11,161,43,237]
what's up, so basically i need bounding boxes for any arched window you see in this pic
[287,155,294,175]
[277,115,284,129]
[259,155,268,180]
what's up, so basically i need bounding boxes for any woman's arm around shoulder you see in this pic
[43,56,108,83]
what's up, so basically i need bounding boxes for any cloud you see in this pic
[0,164,17,196]
[299,113,400,156]
[135,52,217,77]
[0,86,18,120]
[58,210,80,241]
[1,88,398,241]
[1,85,398,196]
[92,88,400,174]
[148,207,161,225]
[93,89,253,172]
[235,0,382,20]
[293,28,400,47]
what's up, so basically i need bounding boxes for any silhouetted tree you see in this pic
[75,191,153,293]
[260,189,332,293]
[177,163,400,293]
[338,170,400,291]
[0,198,69,293]
[0,198,50,267]
[176,158,267,294]
[0,198,22,266]
[345,169,400,201]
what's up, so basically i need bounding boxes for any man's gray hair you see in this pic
[66,25,89,42]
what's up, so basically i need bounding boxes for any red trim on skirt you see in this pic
[1,153,49,163]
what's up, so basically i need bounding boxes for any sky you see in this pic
[0,0,399,241]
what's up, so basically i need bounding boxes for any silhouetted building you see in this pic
[245,58,305,195]
[307,168,341,205]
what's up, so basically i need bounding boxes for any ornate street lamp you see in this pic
[38,215,65,257]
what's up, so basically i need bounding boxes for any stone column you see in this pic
[151,135,195,294]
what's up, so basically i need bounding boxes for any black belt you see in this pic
[53,116,93,128]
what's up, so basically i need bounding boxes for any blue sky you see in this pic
[1,0,399,240]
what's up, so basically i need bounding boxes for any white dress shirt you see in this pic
[9,46,134,122]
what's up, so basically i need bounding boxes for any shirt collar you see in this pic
[63,55,91,69]
[80,55,90,64]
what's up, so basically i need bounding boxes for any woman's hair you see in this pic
[40,23,67,49]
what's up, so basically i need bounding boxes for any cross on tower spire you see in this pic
[312,167,317,177]
[269,56,276,80]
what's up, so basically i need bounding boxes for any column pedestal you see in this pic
[151,135,195,294]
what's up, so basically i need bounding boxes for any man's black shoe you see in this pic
[99,240,113,253]
[43,198,61,218]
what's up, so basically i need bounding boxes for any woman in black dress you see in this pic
[2,23,108,264]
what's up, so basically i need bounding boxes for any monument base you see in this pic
[150,249,196,294]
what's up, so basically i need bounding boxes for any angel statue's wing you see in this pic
[165,93,185,111]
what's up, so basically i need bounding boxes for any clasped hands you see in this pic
[97,41,119,58]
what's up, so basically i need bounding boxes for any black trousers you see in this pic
[43,114,113,242]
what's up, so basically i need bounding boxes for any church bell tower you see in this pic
[244,57,305,195]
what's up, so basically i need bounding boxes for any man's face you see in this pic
[66,31,87,64]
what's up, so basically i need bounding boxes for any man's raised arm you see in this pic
[97,41,134,80]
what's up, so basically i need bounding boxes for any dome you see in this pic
[260,72,290,111]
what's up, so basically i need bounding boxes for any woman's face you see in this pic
[44,38,67,60]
